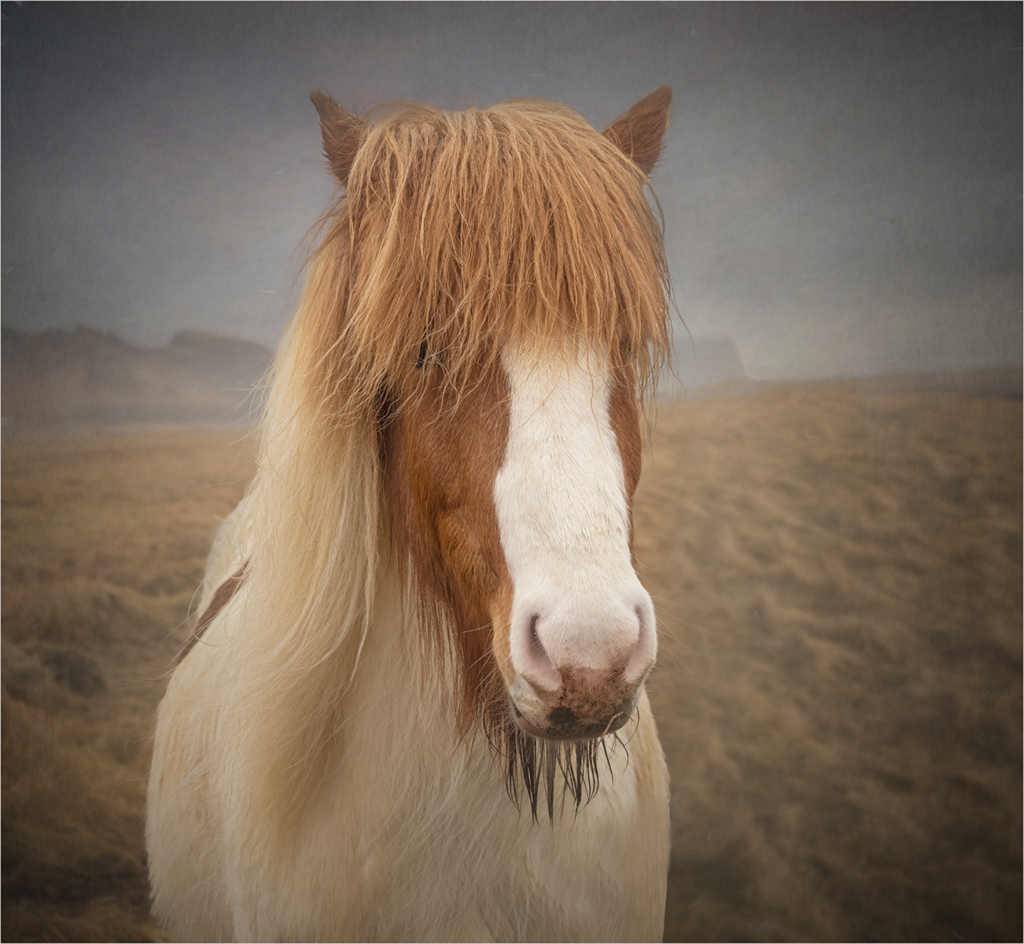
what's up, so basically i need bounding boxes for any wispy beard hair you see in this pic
[499,717,635,823]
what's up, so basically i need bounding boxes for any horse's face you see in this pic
[315,85,673,746]
[381,338,654,742]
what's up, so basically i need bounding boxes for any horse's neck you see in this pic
[213,544,664,941]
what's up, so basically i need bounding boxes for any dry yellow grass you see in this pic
[1,384,1020,941]
[639,382,1022,941]
[2,425,255,943]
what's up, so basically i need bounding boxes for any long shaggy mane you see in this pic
[223,97,671,831]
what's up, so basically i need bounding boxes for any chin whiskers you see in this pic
[495,721,616,824]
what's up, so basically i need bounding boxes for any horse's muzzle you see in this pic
[509,663,642,740]
[511,697,635,740]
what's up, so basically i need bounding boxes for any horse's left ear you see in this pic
[311,91,368,186]
[602,86,672,176]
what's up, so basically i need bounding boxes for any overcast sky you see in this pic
[2,2,1020,380]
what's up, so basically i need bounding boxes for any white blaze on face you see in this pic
[494,340,656,707]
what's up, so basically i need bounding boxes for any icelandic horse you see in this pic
[147,86,673,942]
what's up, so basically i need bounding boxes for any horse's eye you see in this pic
[415,340,429,370]
[415,340,446,371]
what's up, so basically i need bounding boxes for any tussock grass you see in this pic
[2,426,254,943]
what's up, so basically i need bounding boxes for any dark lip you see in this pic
[511,702,631,741]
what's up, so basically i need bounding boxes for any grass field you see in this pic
[2,381,1021,941]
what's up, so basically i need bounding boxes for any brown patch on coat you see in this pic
[609,351,645,551]
[176,565,248,665]
[378,355,513,742]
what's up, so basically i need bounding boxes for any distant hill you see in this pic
[670,336,751,394]
[2,328,750,425]
[1,327,273,428]
[667,337,1021,400]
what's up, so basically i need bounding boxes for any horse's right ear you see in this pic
[311,91,368,186]
[601,86,672,176]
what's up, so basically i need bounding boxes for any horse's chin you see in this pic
[510,700,633,741]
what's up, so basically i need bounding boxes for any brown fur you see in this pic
[609,356,645,550]
[378,355,512,745]
[601,86,673,175]
[311,90,367,185]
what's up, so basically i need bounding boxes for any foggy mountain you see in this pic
[2,327,770,427]
[1,327,272,428]
[672,336,750,394]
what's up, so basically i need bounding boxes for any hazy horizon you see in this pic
[3,3,1021,381]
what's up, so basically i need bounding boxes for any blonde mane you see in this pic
[196,96,671,836]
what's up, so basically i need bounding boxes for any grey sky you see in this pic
[2,2,1020,380]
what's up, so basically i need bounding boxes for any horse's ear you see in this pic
[601,86,672,176]
[311,91,368,186]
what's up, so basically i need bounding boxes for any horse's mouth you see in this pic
[510,700,632,741]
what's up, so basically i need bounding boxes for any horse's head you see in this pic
[308,89,671,752]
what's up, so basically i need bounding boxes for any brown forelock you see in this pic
[378,354,512,740]
[286,96,670,445]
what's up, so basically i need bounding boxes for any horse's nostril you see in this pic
[622,601,656,687]
[528,614,545,660]
[520,613,562,693]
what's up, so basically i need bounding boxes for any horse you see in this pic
[147,85,674,942]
